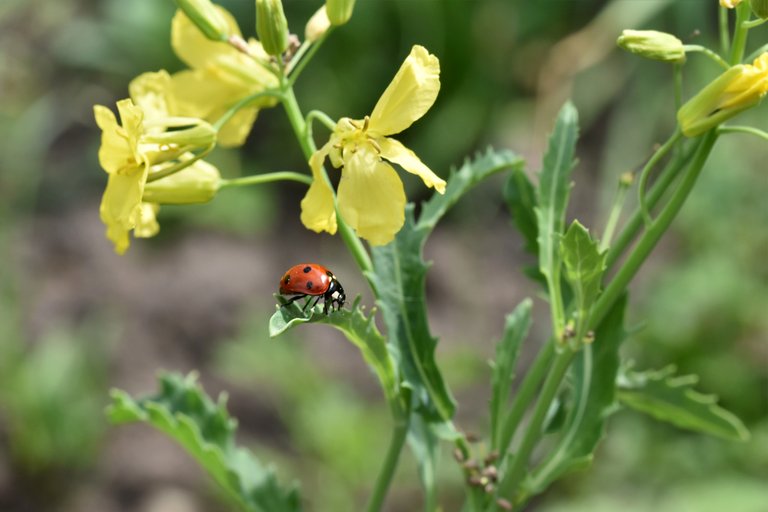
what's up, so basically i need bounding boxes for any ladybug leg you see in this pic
[303,295,321,312]
[281,295,305,308]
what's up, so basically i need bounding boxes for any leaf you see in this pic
[523,294,627,500]
[407,414,441,511]
[561,220,607,337]
[107,373,302,512]
[490,299,533,448]
[617,366,750,442]
[369,148,524,422]
[535,101,579,284]
[269,296,398,402]
[504,166,538,255]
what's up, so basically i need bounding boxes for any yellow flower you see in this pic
[170,6,279,147]
[301,45,446,246]
[678,53,768,136]
[720,0,743,8]
[94,99,151,254]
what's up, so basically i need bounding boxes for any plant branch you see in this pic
[219,172,312,188]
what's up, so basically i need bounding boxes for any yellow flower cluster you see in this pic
[302,45,446,245]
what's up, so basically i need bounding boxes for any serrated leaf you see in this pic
[490,299,532,448]
[370,148,524,422]
[617,366,750,442]
[535,102,579,298]
[504,166,538,255]
[523,294,627,500]
[107,373,301,512]
[561,220,607,338]
[269,297,397,402]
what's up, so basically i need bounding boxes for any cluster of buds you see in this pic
[454,447,511,509]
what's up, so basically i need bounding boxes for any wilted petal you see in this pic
[338,152,405,246]
[377,137,446,193]
[300,142,337,234]
[369,45,440,136]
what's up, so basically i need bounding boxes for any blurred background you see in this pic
[1,0,766,511]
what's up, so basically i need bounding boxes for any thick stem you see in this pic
[365,407,410,512]
[593,131,717,327]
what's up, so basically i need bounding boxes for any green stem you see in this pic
[599,174,632,253]
[682,45,731,69]
[717,124,768,140]
[729,3,752,65]
[495,349,575,501]
[288,29,333,86]
[212,90,284,132]
[638,130,682,226]
[745,42,768,63]
[720,6,731,56]
[605,140,699,271]
[219,171,312,188]
[146,145,213,183]
[673,62,683,112]
[494,341,556,455]
[593,130,717,327]
[281,85,374,275]
[365,403,410,512]
[743,18,767,29]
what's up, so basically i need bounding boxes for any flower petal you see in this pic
[378,137,446,193]
[300,141,337,234]
[134,203,160,238]
[94,105,131,175]
[338,151,405,246]
[171,6,242,69]
[129,70,175,120]
[368,45,440,136]
[99,166,147,254]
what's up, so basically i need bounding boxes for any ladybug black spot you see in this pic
[303,266,312,273]
[306,281,313,290]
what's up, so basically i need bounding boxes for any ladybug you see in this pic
[278,263,346,314]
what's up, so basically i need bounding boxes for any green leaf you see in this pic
[561,220,607,338]
[407,414,441,511]
[490,299,533,448]
[504,166,538,255]
[617,365,750,442]
[370,148,524,421]
[269,296,397,402]
[535,101,579,286]
[107,372,302,512]
[523,294,627,500]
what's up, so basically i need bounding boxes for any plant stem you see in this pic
[365,406,410,512]
[212,90,284,132]
[592,130,717,327]
[288,29,333,86]
[745,42,768,63]
[637,130,682,226]
[682,45,731,69]
[718,124,768,140]
[599,173,632,253]
[219,171,312,188]
[146,145,214,183]
[605,140,699,271]
[494,341,555,456]
[729,3,752,65]
[719,6,731,56]
[495,349,575,502]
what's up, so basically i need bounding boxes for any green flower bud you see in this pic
[326,0,355,26]
[750,0,768,18]
[144,120,218,150]
[617,29,686,63]
[305,6,331,42]
[144,160,221,204]
[256,0,290,56]
[173,0,230,41]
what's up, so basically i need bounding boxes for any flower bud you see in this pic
[305,6,331,42]
[144,120,218,150]
[143,160,221,204]
[173,0,230,41]
[256,0,290,56]
[326,0,355,26]
[750,0,768,18]
[678,53,768,136]
[617,30,685,63]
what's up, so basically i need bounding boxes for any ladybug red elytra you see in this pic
[278,263,346,314]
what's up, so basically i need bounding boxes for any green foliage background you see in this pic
[0,0,765,511]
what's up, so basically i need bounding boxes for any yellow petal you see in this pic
[300,142,337,234]
[337,151,405,246]
[99,166,147,254]
[377,137,446,193]
[368,45,440,136]
[94,105,131,175]
[129,70,174,120]
[215,106,259,147]
[134,203,160,238]
[171,6,242,69]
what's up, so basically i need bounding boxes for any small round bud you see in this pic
[617,29,686,63]
[256,0,290,56]
[173,0,229,41]
[305,5,332,42]
[750,0,768,18]
[326,0,355,26]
